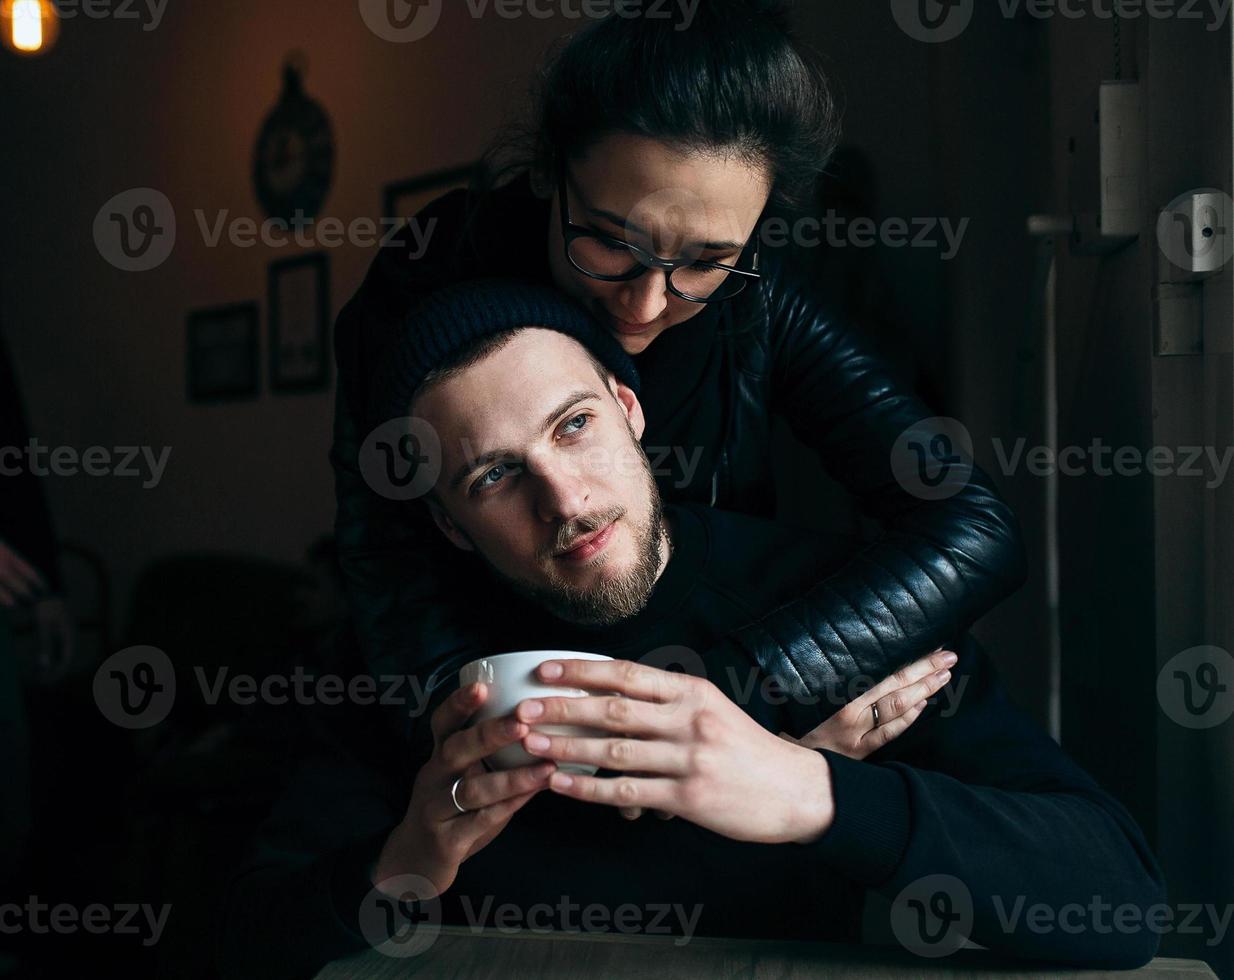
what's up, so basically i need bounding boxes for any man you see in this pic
[217,280,1164,979]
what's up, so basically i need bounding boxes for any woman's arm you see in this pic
[726,256,1028,706]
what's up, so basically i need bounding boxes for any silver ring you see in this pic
[871,702,881,728]
[450,776,468,814]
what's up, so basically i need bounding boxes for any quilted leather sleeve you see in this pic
[726,256,1028,702]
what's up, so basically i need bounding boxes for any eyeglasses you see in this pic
[556,163,761,304]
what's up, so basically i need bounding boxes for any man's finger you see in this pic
[447,762,556,819]
[430,682,485,745]
[440,713,531,774]
[534,657,689,704]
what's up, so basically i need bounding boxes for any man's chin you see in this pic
[489,554,652,628]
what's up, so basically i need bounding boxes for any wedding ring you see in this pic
[871,702,881,728]
[450,776,469,814]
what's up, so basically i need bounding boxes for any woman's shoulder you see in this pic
[724,246,850,377]
[754,246,849,340]
[363,171,546,305]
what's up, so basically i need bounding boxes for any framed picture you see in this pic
[187,302,259,403]
[268,252,330,393]
[382,162,477,224]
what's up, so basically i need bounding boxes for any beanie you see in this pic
[370,277,640,425]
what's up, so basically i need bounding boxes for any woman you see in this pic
[332,0,1025,744]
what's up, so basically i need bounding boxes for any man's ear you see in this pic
[425,497,475,553]
[610,376,646,441]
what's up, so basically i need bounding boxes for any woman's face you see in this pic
[547,133,772,356]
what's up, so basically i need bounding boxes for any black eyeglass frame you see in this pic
[556,163,762,304]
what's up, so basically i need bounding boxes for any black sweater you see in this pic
[216,506,1163,979]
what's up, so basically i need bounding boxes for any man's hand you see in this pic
[371,681,558,899]
[779,647,957,760]
[512,658,836,846]
[0,539,47,608]
[619,648,957,820]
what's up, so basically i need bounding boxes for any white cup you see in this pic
[458,650,615,776]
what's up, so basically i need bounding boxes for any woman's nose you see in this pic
[616,270,670,325]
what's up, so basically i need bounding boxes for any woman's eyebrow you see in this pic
[447,389,602,492]
[587,204,746,252]
[569,170,745,251]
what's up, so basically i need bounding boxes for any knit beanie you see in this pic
[370,277,640,424]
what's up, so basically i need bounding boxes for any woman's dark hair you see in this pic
[473,0,841,215]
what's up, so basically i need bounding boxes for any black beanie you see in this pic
[370,277,641,425]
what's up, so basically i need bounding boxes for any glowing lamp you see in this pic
[2,0,60,56]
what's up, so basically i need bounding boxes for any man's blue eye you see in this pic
[562,413,589,434]
[474,463,519,492]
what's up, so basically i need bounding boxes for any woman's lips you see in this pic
[554,521,617,562]
[606,313,658,336]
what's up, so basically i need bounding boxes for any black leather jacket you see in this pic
[331,177,1027,716]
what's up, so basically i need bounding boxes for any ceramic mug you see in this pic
[458,650,616,776]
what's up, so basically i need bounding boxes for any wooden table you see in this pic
[315,925,1218,979]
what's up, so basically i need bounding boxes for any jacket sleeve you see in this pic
[724,257,1028,704]
[803,633,1166,968]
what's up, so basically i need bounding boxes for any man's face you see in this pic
[415,328,667,625]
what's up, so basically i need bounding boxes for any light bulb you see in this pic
[2,0,59,56]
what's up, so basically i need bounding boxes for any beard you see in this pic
[476,432,668,626]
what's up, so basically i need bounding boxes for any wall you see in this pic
[0,0,571,632]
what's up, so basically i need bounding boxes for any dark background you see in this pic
[1,1,1230,977]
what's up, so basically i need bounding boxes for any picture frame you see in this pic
[186,302,260,403]
[382,162,477,225]
[268,252,330,393]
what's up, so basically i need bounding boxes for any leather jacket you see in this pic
[330,177,1028,718]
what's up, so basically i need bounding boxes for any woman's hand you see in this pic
[514,658,837,845]
[780,647,957,759]
[371,681,558,899]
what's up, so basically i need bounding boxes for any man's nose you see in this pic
[531,456,590,525]
[616,269,670,324]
